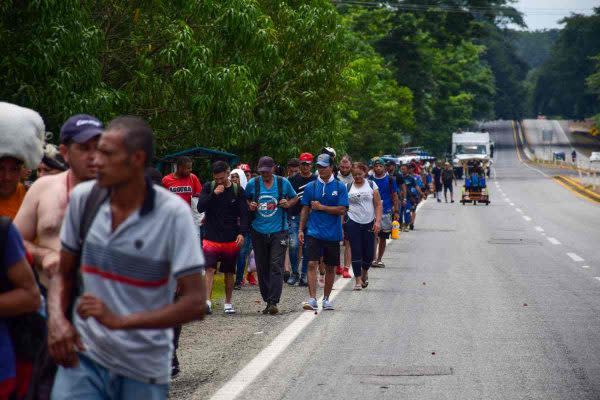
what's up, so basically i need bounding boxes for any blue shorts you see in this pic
[51,354,169,400]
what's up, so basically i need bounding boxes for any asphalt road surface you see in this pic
[522,119,600,167]
[173,120,600,400]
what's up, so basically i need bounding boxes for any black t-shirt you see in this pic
[288,173,316,216]
[441,169,455,183]
[196,183,249,242]
[432,166,442,183]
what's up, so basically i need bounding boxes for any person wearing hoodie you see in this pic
[229,168,255,289]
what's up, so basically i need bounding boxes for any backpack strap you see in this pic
[388,175,395,198]
[346,182,352,193]
[277,176,286,232]
[69,183,108,321]
[368,180,374,190]
[254,176,260,203]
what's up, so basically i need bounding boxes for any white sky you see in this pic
[514,0,598,30]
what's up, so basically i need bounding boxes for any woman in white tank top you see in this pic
[344,163,382,290]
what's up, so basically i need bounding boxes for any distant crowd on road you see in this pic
[0,101,457,400]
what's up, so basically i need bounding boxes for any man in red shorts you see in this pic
[197,161,249,314]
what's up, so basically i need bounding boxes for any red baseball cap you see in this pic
[239,163,251,172]
[299,152,314,163]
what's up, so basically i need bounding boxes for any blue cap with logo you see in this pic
[60,114,104,144]
[316,153,332,167]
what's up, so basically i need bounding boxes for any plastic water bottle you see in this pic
[391,220,400,240]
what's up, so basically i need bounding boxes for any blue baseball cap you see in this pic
[60,114,104,144]
[316,153,332,167]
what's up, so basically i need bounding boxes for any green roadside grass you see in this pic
[209,273,225,304]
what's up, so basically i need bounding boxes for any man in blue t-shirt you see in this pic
[399,164,423,231]
[0,219,40,399]
[246,156,298,315]
[298,154,348,311]
[368,158,399,268]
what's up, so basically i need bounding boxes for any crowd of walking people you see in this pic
[0,101,451,400]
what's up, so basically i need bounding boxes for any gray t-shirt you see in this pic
[60,180,204,384]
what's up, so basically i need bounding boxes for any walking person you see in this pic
[368,158,399,267]
[399,164,422,232]
[162,156,202,208]
[0,218,42,400]
[229,168,252,290]
[197,161,249,315]
[299,154,349,311]
[48,117,206,400]
[442,162,456,203]
[336,156,353,278]
[345,163,382,290]
[432,161,443,202]
[15,114,103,295]
[245,157,298,315]
[286,153,316,287]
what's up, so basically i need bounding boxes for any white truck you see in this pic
[452,132,491,178]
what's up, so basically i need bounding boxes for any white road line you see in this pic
[208,202,427,400]
[509,202,515,206]
[547,237,561,245]
[594,277,600,282]
[582,265,590,269]
[523,216,532,221]
[567,253,584,262]
[515,208,523,213]
[505,198,511,202]
[534,226,544,232]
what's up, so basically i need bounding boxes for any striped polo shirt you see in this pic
[60,179,204,384]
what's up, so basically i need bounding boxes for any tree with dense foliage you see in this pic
[532,9,600,119]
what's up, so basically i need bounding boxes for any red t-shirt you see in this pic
[162,173,202,206]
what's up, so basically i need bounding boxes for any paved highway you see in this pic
[181,120,600,400]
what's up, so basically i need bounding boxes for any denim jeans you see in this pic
[288,215,308,276]
[345,219,375,277]
[235,233,252,284]
[51,354,168,400]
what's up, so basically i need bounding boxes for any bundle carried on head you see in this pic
[0,102,45,169]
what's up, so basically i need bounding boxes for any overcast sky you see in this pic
[514,0,597,30]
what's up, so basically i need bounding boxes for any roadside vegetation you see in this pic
[2,1,597,159]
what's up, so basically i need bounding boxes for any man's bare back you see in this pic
[14,170,71,288]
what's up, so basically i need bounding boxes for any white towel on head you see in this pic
[0,102,45,169]
[230,168,248,189]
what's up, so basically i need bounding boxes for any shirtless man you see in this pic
[14,114,103,290]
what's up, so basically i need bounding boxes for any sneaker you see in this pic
[299,274,308,287]
[451,200,455,203]
[234,282,242,290]
[353,284,362,291]
[335,266,343,275]
[283,271,291,283]
[409,224,414,230]
[322,298,335,310]
[342,267,352,279]
[247,272,257,286]
[402,224,409,232]
[262,303,271,314]
[318,274,325,288]
[224,303,235,314]
[303,298,318,311]
[268,303,279,315]
[287,273,299,286]
[206,300,212,315]
[437,198,441,203]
